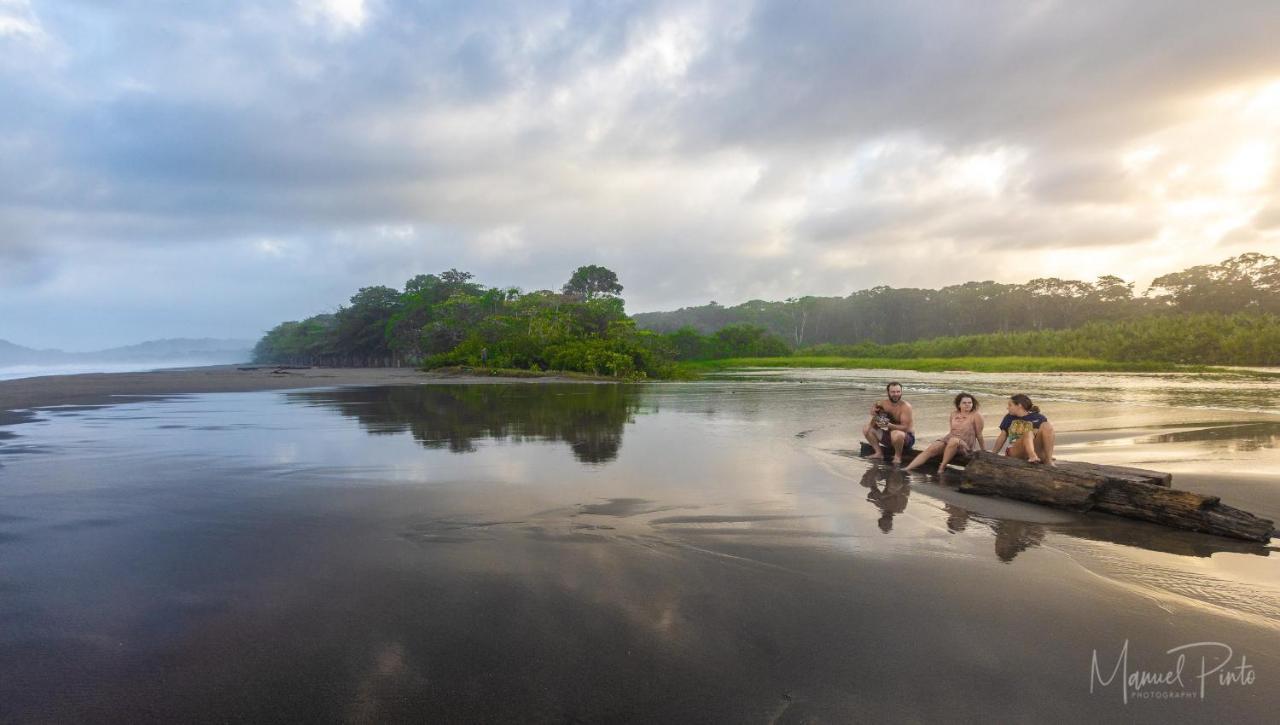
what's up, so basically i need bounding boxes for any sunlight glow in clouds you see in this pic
[298,0,368,35]
[1095,77,1280,282]
[2,1,1280,348]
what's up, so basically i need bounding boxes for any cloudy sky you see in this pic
[2,0,1279,350]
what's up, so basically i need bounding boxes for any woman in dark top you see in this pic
[990,393,1056,466]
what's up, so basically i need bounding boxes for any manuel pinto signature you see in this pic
[1090,640,1257,703]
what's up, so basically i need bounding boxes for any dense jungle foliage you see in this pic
[799,313,1280,366]
[253,266,792,378]
[634,253,1280,352]
[254,254,1280,374]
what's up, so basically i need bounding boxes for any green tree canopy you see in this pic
[562,265,623,300]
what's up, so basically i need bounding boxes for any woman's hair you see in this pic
[1009,393,1040,414]
[953,392,979,411]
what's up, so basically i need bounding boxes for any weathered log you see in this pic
[1055,461,1172,488]
[959,451,1100,510]
[1090,480,1275,542]
[855,443,1169,487]
[959,451,1276,542]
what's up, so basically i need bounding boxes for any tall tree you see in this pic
[562,265,623,300]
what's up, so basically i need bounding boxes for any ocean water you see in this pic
[1,377,1278,721]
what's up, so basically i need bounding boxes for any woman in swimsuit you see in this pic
[904,392,985,473]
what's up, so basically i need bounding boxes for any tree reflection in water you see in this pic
[286,384,646,464]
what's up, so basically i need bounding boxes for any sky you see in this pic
[2,0,1279,350]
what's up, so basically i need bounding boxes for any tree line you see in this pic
[801,312,1280,366]
[633,253,1280,347]
[255,266,665,377]
[252,265,796,378]
[254,253,1280,373]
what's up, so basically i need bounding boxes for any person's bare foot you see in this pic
[892,456,902,465]
[1027,455,1042,464]
[937,465,946,474]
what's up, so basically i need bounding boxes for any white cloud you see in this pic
[297,0,369,36]
[471,225,527,261]
[0,0,41,39]
[3,1,1280,346]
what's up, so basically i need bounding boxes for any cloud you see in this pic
[0,0,41,38]
[1027,159,1136,205]
[2,0,1280,347]
[1256,203,1280,230]
[297,0,369,36]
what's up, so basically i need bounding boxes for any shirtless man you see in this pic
[862,381,915,465]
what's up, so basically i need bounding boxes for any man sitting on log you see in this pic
[861,381,915,465]
[991,393,1056,466]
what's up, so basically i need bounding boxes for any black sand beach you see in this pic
[1,369,1278,722]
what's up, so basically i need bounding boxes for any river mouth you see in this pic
[2,378,1278,720]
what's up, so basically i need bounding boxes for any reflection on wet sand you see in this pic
[912,468,1272,560]
[1137,421,1280,452]
[939,504,1045,562]
[286,384,645,463]
[858,467,912,533]
[855,471,1046,562]
[991,520,1046,562]
[1054,517,1273,558]
[2,380,1280,721]
[944,502,969,533]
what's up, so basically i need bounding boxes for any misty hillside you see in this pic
[632,253,1279,347]
[0,338,255,366]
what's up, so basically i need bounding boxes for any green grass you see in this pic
[678,356,1212,374]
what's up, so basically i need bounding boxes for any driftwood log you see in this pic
[855,442,1170,486]
[959,451,1275,542]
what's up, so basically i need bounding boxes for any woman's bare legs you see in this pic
[938,437,964,472]
[1020,433,1042,464]
[1034,421,1056,466]
[1006,434,1039,463]
[904,440,945,471]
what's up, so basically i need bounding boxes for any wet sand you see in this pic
[2,375,1279,721]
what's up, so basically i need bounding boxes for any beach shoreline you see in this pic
[0,365,601,425]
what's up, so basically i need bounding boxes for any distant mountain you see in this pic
[0,339,60,365]
[91,338,256,362]
[0,338,255,366]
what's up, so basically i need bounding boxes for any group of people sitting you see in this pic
[861,381,1056,471]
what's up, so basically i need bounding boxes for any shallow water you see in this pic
[1,377,1278,721]
[716,365,1280,413]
